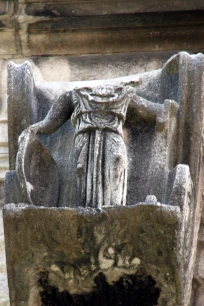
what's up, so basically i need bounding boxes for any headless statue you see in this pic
[17,84,178,208]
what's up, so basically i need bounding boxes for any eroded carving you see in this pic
[15,82,178,209]
[4,52,204,306]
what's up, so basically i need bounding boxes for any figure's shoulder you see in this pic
[53,91,74,112]
[57,91,72,103]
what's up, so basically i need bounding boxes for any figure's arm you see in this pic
[128,92,179,130]
[128,93,163,124]
[30,92,74,135]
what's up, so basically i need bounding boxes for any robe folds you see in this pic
[71,87,130,208]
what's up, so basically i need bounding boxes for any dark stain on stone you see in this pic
[39,271,160,306]
[0,21,6,29]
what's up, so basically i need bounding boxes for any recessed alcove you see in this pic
[39,271,160,306]
[4,52,204,306]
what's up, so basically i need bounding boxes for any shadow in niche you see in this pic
[39,271,160,306]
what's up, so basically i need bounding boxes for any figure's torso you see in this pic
[71,85,131,137]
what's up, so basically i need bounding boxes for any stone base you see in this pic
[3,203,183,306]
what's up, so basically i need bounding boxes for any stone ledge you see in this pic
[27,26,204,56]
[0,4,204,58]
[18,0,204,15]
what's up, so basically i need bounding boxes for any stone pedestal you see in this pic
[3,201,188,306]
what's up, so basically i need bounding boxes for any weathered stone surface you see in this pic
[6,62,178,208]
[0,122,8,147]
[21,0,204,15]
[16,88,179,210]
[26,10,204,56]
[6,52,203,208]
[2,202,184,305]
[4,52,204,306]
[0,32,16,57]
[0,3,204,58]
[7,61,38,170]
[17,129,60,207]
[0,63,9,208]
[0,210,9,306]
[0,184,5,208]
[192,213,204,305]
[0,51,174,207]
[28,25,204,57]
[0,3,12,16]
[0,2,203,305]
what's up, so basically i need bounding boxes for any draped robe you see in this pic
[71,87,130,208]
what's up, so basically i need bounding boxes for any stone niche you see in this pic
[3,52,204,306]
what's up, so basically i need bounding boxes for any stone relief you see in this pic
[3,52,204,306]
[16,83,178,209]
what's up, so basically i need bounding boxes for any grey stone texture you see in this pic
[0,185,5,209]
[0,51,180,208]
[0,1,204,59]
[2,198,190,306]
[6,58,181,208]
[0,51,179,304]
[0,2,204,305]
[3,51,204,305]
[0,210,9,306]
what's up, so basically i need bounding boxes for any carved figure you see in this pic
[19,83,177,208]
[72,86,129,208]
[4,53,204,306]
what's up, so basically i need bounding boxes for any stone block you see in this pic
[0,31,16,57]
[27,24,204,57]
[0,1,204,59]
[0,147,8,156]
[0,210,9,306]
[19,0,204,14]
[0,122,8,145]
[3,203,182,306]
[0,3,10,16]
[0,170,7,183]
[0,273,9,306]
[0,249,6,274]
[0,96,8,119]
